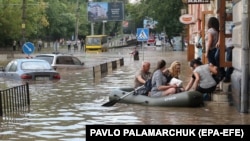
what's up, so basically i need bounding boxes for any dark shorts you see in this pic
[196,85,216,93]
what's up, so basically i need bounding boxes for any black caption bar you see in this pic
[86,125,250,141]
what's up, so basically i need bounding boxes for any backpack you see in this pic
[135,79,152,96]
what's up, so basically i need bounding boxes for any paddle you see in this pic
[102,85,144,107]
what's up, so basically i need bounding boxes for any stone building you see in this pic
[183,0,250,113]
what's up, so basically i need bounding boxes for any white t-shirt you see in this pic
[193,64,217,89]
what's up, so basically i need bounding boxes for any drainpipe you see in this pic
[241,0,249,113]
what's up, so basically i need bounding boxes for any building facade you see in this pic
[184,0,250,113]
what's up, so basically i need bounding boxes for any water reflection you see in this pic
[1,48,250,141]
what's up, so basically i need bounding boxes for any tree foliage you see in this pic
[127,0,185,37]
[0,0,185,47]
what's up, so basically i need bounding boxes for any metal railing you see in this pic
[0,82,30,116]
[93,58,124,79]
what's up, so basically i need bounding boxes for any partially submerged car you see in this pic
[34,53,84,70]
[147,37,156,46]
[0,59,61,81]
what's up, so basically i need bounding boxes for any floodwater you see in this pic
[1,46,250,141]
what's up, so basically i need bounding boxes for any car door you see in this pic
[72,57,83,66]
[4,61,18,79]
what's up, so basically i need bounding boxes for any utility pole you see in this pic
[75,0,80,51]
[102,20,107,35]
[89,0,94,35]
[22,0,26,46]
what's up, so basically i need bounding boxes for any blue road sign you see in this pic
[22,42,35,55]
[137,28,149,41]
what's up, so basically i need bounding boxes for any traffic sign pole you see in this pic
[137,28,149,61]
[142,41,144,61]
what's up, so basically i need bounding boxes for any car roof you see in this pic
[15,58,51,62]
[35,53,73,57]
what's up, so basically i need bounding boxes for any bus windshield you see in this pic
[85,35,108,52]
[86,37,101,45]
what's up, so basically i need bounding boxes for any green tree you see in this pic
[0,0,172,47]
[126,0,184,37]
[0,0,47,47]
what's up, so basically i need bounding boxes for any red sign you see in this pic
[179,14,195,24]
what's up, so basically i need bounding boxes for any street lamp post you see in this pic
[91,22,94,35]
[22,0,26,47]
[102,20,107,35]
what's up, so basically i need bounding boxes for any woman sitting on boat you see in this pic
[163,60,185,92]
[149,60,178,97]
[185,58,219,93]
[164,61,181,79]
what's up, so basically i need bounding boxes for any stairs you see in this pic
[212,82,233,105]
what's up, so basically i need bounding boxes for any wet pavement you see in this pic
[1,46,250,141]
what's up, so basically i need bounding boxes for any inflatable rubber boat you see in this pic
[108,87,204,107]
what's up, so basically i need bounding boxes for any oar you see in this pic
[102,85,144,107]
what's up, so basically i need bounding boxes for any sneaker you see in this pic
[223,77,231,83]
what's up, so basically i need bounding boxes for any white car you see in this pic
[34,53,84,70]
[0,59,61,81]
[155,39,162,47]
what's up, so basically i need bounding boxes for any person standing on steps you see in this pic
[223,37,234,82]
[205,17,225,81]
[195,31,203,59]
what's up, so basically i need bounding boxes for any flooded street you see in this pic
[1,47,250,141]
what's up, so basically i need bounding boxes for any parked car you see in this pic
[34,53,84,70]
[155,38,162,47]
[147,37,156,46]
[0,59,61,81]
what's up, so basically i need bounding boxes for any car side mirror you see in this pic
[53,66,57,70]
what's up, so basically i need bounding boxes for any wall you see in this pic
[231,0,250,113]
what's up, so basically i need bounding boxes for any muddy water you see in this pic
[0,47,250,141]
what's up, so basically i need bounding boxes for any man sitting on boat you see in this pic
[134,61,152,89]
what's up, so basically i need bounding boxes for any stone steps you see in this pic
[211,82,232,104]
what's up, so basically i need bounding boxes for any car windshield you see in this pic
[21,61,52,70]
[35,56,54,64]
[56,56,82,65]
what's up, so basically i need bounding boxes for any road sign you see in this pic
[137,28,149,41]
[22,42,35,55]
